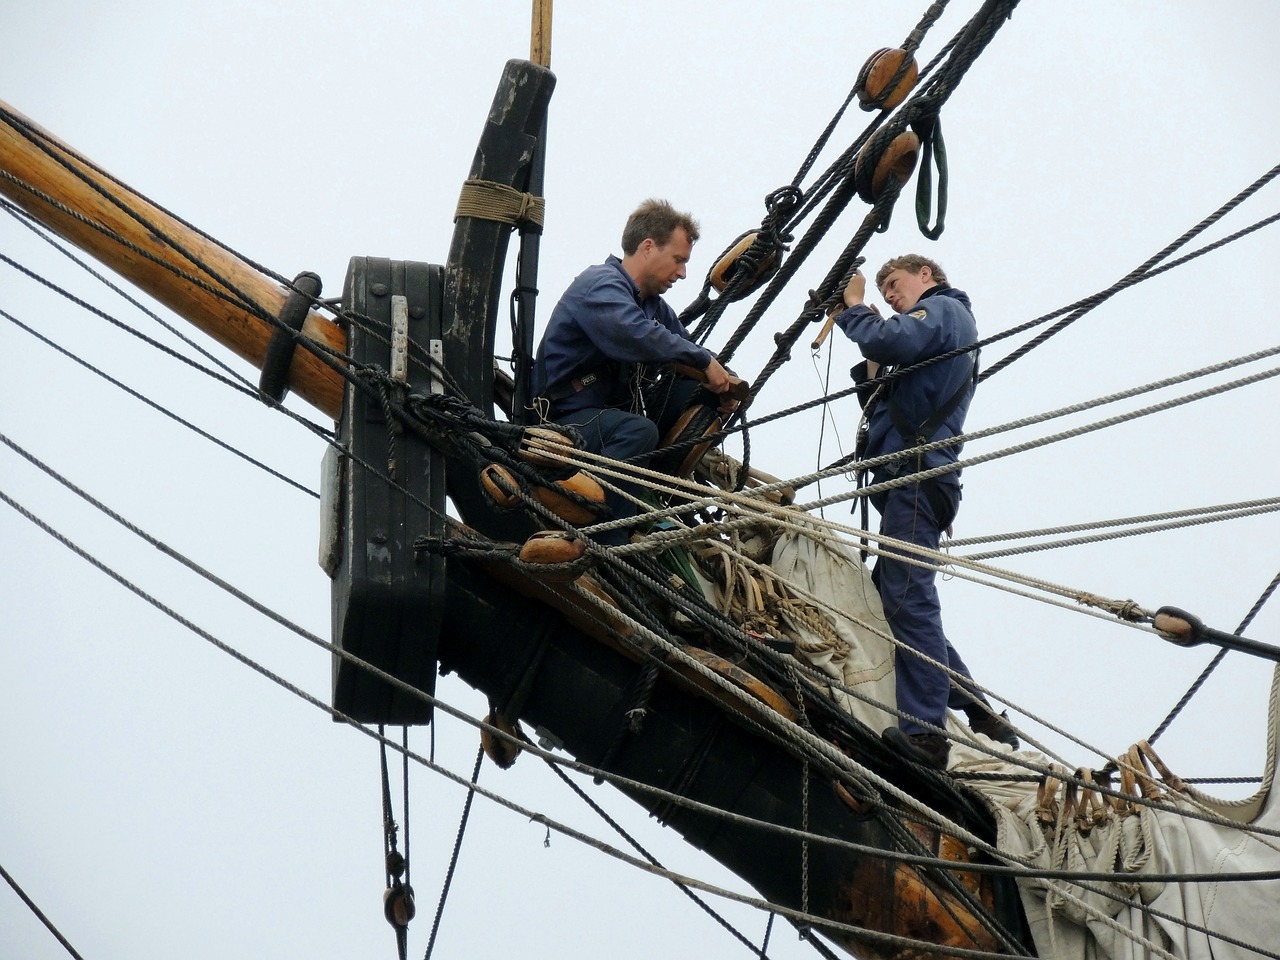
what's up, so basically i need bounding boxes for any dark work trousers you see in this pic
[870,478,986,735]
[555,407,658,545]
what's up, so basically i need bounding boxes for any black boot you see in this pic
[882,728,950,771]
[964,704,1019,749]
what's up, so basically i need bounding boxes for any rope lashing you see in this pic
[454,178,545,228]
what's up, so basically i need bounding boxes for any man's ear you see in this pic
[918,265,933,284]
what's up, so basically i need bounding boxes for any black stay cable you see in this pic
[422,746,484,960]
[979,162,1280,382]
[0,860,87,960]
[2,307,319,498]
[1,108,472,395]
[545,759,778,960]
[2,198,260,392]
[0,252,263,400]
[682,9,915,345]
[0,103,295,306]
[1,108,382,404]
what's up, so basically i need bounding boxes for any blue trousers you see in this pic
[556,407,658,545]
[870,479,984,735]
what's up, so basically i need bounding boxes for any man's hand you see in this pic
[843,270,867,308]
[674,359,748,414]
[703,358,733,394]
[705,358,748,414]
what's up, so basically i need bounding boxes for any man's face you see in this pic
[635,227,692,298]
[879,266,934,313]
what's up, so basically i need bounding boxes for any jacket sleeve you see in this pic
[835,300,956,365]
[576,273,713,369]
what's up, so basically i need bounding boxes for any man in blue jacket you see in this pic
[834,255,1017,769]
[534,199,733,544]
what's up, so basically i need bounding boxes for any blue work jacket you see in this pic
[535,256,712,415]
[834,285,977,482]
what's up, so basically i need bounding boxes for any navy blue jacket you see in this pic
[834,285,977,482]
[535,256,713,415]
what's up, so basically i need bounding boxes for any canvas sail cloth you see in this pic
[760,530,1280,960]
[949,670,1280,960]
[764,527,900,733]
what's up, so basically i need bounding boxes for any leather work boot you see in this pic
[965,704,1020,749]
[882,728,950,771]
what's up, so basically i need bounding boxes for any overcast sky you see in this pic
[4,3,1280,959]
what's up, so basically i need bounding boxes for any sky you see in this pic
[3,2,1280,959]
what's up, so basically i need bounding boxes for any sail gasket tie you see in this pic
[258,271,322,403]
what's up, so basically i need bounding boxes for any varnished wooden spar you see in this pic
[0,100,346,418]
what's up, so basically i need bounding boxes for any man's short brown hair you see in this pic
[621,199,700,254]
[875,254,948,289]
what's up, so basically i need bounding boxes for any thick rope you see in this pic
[0,861,88,960]
[949,497,1280,549]
[958,500,1280,561]
[674,204,1280,462]
[980,163,1280,381]
[3,308,319,498]
[545,757,780,959]
[423,746,484,960]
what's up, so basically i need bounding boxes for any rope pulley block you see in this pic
[653,404,723,479]
[833,779,874,816]
[1151,606,1203,647]
[854,128,921,204]
[479,463,607,525]
[480,710,523,769]
[480,463,523,509]
[518,425,576,467]
[531,472,607,525]
[707,231,781,300]
[856,47,919,111]
[385,849,406,880]
[383,879,416,928]
[517,530,588,580]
